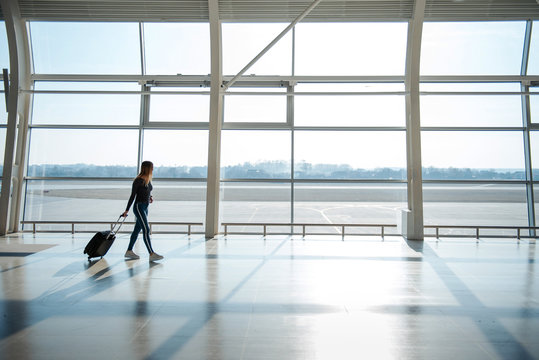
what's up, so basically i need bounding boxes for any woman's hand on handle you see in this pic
[121,211,128,217]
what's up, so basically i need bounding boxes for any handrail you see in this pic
[19,221,539,240]
[20,220,203,235]
[223,222,539,240]
[424,225,539,240]
[222,222,397,239]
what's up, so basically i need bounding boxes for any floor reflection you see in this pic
[0,234,538,359]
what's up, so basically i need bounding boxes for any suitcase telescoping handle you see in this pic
[108,215,128,238]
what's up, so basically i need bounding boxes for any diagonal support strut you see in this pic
[222,0,323,90]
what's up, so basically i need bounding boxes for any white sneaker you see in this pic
[149,253,164,261]
[125,250,140,260]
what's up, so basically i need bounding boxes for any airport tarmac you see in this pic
[21,182,531,237]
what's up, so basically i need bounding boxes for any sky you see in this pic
[1,20,539,170]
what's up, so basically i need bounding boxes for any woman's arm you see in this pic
[122,178,140,216]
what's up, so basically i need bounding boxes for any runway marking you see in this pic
[319,206,345,234]
[243,206,260,232]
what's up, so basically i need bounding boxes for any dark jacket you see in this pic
[125,177,153,211]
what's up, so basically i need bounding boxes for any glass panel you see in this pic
[531,93,539,124]
[295,83,405,127]
[295,22,408,76]
[421,83,522,92]
[30,22,141,74]
[423,183,528,235]
[0,127,5,173]
[294,131,406,180]
[0,81,6,125]
[0,21,9,70]
[528,21,539,75]
[144,23,210,75]
[32,82,141,125]
[221,130,291,179]
[534,187,539,227]
[142,130,208,178]
[27,129,139,177]
[222,23,292,76]
[0,91,8,125]
[421,21,526,75]
[24,179,133,225]
[150,180,206,224]
[294,182,406,234]
[149,87,209,122]
[22,179,205,230]
[420,83,523,127]
[224,88,287,123]
[422,131,525,180]
[220,181,291,226]
[529,131,539,181]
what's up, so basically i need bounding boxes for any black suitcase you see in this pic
[84,216,126,260]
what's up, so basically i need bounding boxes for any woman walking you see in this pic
[122,161,163,261]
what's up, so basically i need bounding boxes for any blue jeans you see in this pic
[128,202,154,254]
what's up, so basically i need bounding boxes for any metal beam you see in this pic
[205,0,223,238]
[223,0,323,90]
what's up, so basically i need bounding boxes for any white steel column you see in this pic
[403,0,426,240]
[0,0,31,235]
[205,0,223,238]
[521,21,535,236]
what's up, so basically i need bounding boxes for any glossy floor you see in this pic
[0,233,538,360]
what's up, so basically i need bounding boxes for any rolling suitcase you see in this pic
[84,215,127,260]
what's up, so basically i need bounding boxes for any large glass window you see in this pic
[142,130,208,178]
[422,131,525,180]
[421,22,526,75]
[295,83,405,127]
[149,87,209,123]
[420,83,523,127]
[222,23,292,76]
[18,19,538,234]
[294,131,406,179]
[32,82,141,125]
[27,129,139,177]
[30,22,141,74]
[295,23,408,76]
[143,23,210,75]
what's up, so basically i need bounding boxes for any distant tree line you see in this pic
[422,166,525,180]
[23,162,527,181]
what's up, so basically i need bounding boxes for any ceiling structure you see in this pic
[0,0,536,22]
